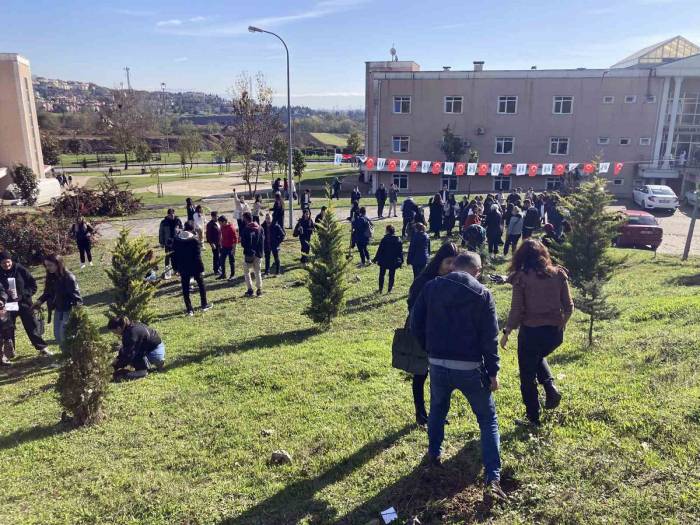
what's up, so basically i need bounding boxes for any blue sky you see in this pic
[2,0,699,109]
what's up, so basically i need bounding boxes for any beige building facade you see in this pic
[364,36,700,197]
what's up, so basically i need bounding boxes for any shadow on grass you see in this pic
[547,345,589,367]
[665,273,700,287]
[344,293,407,315]
[0,421,70,452]
[0,354,62,387]
[165,326,321,372]
[81,288,114,308]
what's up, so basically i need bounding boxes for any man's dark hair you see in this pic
[453,252,481,271]
[184,220,195,232]
[217,215,227,224]
[107,316,131,331]
[242,211,253,222]
[210,211,218,218]
[167,208,175,215]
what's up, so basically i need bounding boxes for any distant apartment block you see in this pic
[364,36,700,196]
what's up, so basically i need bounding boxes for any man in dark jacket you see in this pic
[159,209,183,272]
[262,213,285,275]
[351,207,373,266]
[410,252,505,503]
[522,200,540,239]
[375,183,387,218]
[240,212,265,297]
[173,221,212,316]
[372,224,403,293]
[205,211,222,276]
[0,252,50,355]
[407,223,430,278]
[401,197,419,238]
[350,186,361,206]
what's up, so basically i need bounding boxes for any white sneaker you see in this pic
[80,264,86,269]
[89,262,93,266]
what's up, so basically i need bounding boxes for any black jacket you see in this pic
[373,234,404,269]
[173,232,205,275]
[484,209,503,236]
[39,271,82,312]
[71,222,94,245]
[351,189,361,202]
[114,322,162,369]
[241,222,265,258]
[402,199,418,219]
[524,207,541,230]
[262,221,285,251]
[159,216,183,247]
[410,271,500,376]
[375,187,387,203]
[0,262,38,308]
[293,218,315,242]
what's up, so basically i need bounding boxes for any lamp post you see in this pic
[249,25,294,229]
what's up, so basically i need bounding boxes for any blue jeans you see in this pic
[428,365,501,483]
[54,309,72,353]
[146,342,166,368]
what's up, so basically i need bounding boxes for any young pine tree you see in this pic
[305,191,350,326]
[56,307,111,426]
[106,229,161,323]
[550,174,622,344]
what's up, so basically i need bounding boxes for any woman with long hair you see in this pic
[34,254,82,353]
[428,194,444,239]
[271,192,285,229]
[500,239,574,426]
[70,216,94,269]
[404,242,459,426]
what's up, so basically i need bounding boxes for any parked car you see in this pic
[632,184,680,212]
[616,210,663,250]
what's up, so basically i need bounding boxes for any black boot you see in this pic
[544,382,562,409]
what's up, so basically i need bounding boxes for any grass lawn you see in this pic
[59,151,220,167]
[310,132,352,147]
[1,226,699,524]
[84,173,228,191]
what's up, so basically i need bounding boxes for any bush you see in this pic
[11,164,39,206]
[56,307,111,426]
[52,174,141,218]
[0,209,75,265]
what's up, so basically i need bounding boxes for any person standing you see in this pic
[0,297,15,365]
[443,195,457,237]
[193,205,206,242]
[314,206,327,224]
[375,183,387,219]
[388,182,399,217]
[173,221,213,316]
[217,215,238,280]
[300,189,312,212]
[70,217,94,269]
[271,193,285,229]
[401,197,418,238]
[504,206,523,256]
[521,199,540,239]
[350,185,361,206]
[438,183,451,204]
[232,190,250,233]
[109,316,166,381]
[158,209,183,274]
[35,254,82,353]
[407,223,431,279]
[372,224,403,293]
[262,213,285,276]
[484,204,503,255]
[500,239,573,426]
[410,252,506,502]
[0,252,50,355]
[240,212,265,297]
[429,195,444,239]
[293,208,315,264]
[332,177,341,200]
[206,211,222,276]
[252,194,263,224]
[351,207,373,266]
[185,197,196,223]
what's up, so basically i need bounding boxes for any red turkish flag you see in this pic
[432,161,442,175]
[583,163,595,174]
[554,163,565,176]
[503,163,513,176]
[388,159,397,171]
[455,162,466,176]
[478,163,488,176]
[365,157,375,170]
[614,162,624,175]
[528,164,538,177]
[410,160,419,172]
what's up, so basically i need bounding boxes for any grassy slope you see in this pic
[309,133,351,147]
[0,228,699,524]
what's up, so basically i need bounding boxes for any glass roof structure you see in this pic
[611,36,700,69]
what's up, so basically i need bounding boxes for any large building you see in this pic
[364,36,700,197]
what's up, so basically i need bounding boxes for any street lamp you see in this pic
[249,25,294,229]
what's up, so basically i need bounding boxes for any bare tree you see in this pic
[100,91,154,170]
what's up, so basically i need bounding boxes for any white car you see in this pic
[632,185,680,211]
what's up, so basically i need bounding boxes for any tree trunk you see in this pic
[123,150,129,170]
[588,315,594,346]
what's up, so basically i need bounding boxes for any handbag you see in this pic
[33,307,46,337]
[391,318,428,375]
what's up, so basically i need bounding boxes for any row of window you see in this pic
[393,94,657,115]
[392,135,651,155]
[390,173,624,192]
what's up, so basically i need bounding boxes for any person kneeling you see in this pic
[108,316,165,382]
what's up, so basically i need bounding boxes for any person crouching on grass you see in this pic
[109,316,165,381]
[372,224,403,293]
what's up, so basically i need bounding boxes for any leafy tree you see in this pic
[106,229,161,323]
[550,173,622,344]
[305,191,350,326]
[440,125,466,162]
[55,307,111,426]
[135,141,152,165]
[346,131,362,155]
[176,122,202,169]
[270,137,289,176]
[41,132,60,165]
[575,279,619,346]
[214,135,236,169]
[11,164,39,206]
[100,90,155,169]
[293,149,306,181]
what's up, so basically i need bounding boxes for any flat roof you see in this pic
[0,53,30,66]
[370,68,657,80]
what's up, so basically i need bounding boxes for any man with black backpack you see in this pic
[240,212,265,297]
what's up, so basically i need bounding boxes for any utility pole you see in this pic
[682,186,699,261]
[124,67,132,91]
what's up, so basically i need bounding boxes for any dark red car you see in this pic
[616,210,663,250]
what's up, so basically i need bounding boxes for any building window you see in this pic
[612,179,624,186]
[497,96,517,114]
[553,96,573,114]
[619,137,631,146]
[392,135,410,153]
[444,96,463,114]
[603,96,615,104]
[393,173,408,190]
[639,137,651,146]
[493,176,511,192]
[441,175,457,191]
[546,177,562,191]
[550,137,570,155]
[624,95,637,104]
[645,95,657,103]
[598,136,610,145]
[393,96,411,114]
[495,136,514,154]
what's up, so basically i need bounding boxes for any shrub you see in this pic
[51,174,141,218]
[0,209,75,265]
[11,164,39,206]
[56,306,112,426]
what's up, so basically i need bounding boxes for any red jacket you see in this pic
[220,223,239,249]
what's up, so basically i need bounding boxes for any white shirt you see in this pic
[193,213,205,230]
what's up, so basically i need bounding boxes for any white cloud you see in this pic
[174,57,189,63]
[111,8,156,17]
[189,16,207,23]
[156,19,183,27]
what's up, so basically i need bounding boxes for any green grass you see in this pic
[84,173,228,191]
[1,232,699,524]
[310,132,352,147]
[59,151,219,167]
